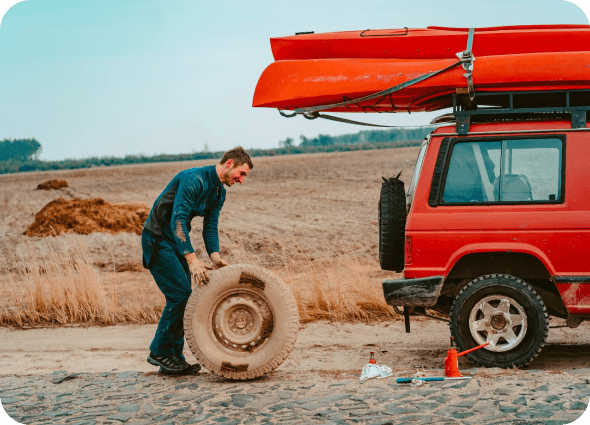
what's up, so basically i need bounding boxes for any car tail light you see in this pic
[405,236,412,264]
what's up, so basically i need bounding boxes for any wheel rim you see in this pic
[211,291,274,353]
[468,294,528,352]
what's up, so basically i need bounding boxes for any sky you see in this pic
[0,0,588,161]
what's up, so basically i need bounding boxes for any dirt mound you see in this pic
[36,179,68,190]
[24,198,149,237]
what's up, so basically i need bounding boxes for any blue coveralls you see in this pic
[142,165,226,358]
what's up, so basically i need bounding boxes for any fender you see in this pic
[444,243,556,277]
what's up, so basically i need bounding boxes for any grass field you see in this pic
[0,147,419,327]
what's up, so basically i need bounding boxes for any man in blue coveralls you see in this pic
[142,146,253,375]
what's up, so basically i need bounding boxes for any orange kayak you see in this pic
[252,52,590,113]
[271,25,590,61]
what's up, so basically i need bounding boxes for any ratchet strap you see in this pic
[278,28,476,125]
[457,28,476,100]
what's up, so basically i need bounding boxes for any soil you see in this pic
[1,319,589,376]
[22,198,149,237]
[35,179,68,190]
[1,149,590,385]
[0,148,418,273]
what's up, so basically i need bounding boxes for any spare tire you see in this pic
[379,177,406,272]
[184,264,300,380]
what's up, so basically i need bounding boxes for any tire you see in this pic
[379,177,406,272]
[449,274,549,368]
[184,264,300,380]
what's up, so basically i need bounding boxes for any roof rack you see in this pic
[453,89,590,135]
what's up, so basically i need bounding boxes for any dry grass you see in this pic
[0,236,161,327]
[236,235,399,324]
[281,255,398,323]
[0,234,399,328]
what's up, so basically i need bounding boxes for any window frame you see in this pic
[436,134,566,206]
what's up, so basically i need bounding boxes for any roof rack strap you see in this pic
[456,28,475,101]
[300,111,438,128]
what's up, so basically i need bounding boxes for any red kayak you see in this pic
[271,25,590,61]
[252,52,590,113]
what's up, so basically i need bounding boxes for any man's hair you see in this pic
[220,146,254,169]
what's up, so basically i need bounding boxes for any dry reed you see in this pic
[280,254,398,323]
[0,236,161,327]
[1,234,399,328]
[235,235,399,323]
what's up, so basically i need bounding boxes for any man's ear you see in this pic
[225,159,234,169]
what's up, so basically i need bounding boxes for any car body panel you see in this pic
[403,120,590,314]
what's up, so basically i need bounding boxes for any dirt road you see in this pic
[2,321,590,425]
[2,320,589,376]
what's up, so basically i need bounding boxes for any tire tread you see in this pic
[184,264,300,380]
[449,274,549,368]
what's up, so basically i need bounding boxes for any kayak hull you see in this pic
[252,52,590,113]
[271,25,590,61]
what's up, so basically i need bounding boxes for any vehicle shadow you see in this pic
[524,344,590,371]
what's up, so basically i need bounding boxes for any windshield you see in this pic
[406,138,429,213]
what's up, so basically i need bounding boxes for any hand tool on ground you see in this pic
[396,376,472,383]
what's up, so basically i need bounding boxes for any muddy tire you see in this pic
[379,177,406,272]
[184,264,300,380]
[449,274,549,368]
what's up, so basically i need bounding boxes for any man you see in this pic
[141,146,253,374]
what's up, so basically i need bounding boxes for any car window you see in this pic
[442,138,562,204]
[443,141,501,203]
[503,139,562,201]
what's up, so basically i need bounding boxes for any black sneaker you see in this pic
[159,360,201,375]
[147,352,188,373]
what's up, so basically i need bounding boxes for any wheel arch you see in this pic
[441,251,567,318]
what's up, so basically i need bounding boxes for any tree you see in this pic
[0,138,42,162]
[279,137,294,148]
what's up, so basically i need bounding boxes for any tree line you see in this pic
[0,127,434,174]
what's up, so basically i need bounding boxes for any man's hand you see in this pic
[210,252,229,269]
[185,253,213,286]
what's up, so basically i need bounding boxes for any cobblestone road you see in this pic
[2,366,589,425]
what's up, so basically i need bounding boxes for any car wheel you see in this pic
[379,176,406,272]
[184,264,300,380]
[449,274,548,368]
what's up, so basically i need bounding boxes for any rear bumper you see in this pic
[382,276,444,307]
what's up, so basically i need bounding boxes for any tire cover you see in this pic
[379,177,406,272]
[184,264,300,380]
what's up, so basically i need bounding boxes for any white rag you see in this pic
[360,364,393,381]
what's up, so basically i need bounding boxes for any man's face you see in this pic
[222,160,250,187]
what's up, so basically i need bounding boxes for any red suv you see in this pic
[380,89,590,368]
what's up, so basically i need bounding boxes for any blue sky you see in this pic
[0,0,588,160]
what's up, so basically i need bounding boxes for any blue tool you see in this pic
[396,376,472,384]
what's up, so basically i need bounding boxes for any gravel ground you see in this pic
[2,367,589,425]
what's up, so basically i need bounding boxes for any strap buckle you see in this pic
[456,28,476,100]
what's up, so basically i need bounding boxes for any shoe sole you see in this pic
[159,364,201,376]
[147,356,187,374]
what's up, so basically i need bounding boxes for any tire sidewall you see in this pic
[450,275,548,368]
[184,264,299,379]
